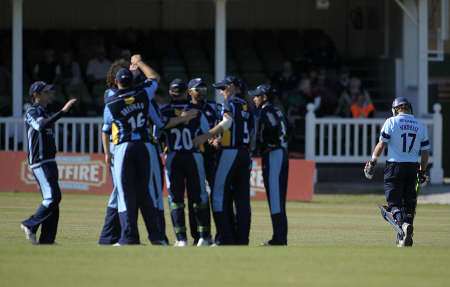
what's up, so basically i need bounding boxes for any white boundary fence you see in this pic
[0,117,104,154]
[305,103,444,184]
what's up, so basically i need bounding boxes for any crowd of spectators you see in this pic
[0,34,373,121]
[271,61,375,121]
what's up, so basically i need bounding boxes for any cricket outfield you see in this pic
[0,192,449,287]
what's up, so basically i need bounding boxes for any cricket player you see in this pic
[102,68,195,245]
[99,56,168,245]
[250,84,289,246]
[160,79,212,247]
[21,81,77,244]
[364,97,429,247]
[98,59,130,245]
[186,78,219,245]
[194,76,254,246]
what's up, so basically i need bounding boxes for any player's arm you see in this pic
[364,140,386,179]
[420,150,429,172]
[101,106,113,168]
[418,129,431,184]
[365,119,392,179]
[25,99,77,131]
[371,141,386,161]
[193,112,233,146]
[130,54,160,82]
[101,132,111,168]
[165,110,198,129]
[193,99,233,146]
[150,103,198,130]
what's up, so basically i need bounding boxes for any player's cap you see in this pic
[212,76,239,89]
[188,78,206,90]
[169,78,187,95]
[29,81,54,97]
[392,97,410,109]
[248,84,271,98]
[115,68,133,86]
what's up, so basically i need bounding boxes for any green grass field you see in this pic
[1,192,449,287]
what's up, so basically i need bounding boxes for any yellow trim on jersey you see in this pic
[124,96,135,105]
[221,130,231,147]
[112,123,119,144]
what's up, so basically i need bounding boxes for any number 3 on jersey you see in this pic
[401,133,416,153]
[128,112,145,130]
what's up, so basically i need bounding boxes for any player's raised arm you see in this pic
[130,54,160,82]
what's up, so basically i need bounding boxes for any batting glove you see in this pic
[418,170,428,187]
[364,160,377,179]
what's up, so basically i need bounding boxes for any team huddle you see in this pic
[20,54,428,248]
[20,54,289,247]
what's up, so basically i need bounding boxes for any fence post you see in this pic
[305,103,316,160]
[430,103,444,184]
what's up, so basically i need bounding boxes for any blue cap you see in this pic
[248,84,271,97]
[212,76,239,89]
[169,78,187,95]
[29,81,54,97]
[115,68,133,86]
[188,78,206,89]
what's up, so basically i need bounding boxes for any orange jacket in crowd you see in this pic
[350,102,375,118]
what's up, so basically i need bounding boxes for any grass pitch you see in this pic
[0,192,449,287]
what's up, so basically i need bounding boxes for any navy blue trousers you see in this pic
[212,148,251,245]
[262,148,289,244]
[384,162,419,225]
[22,161,61,244]
[165,152,210,241]
[188,150,216,243]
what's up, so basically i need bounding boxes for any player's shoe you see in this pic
[20,224,37,245]
[197,237,212,247]
[260,240,287,246]
[402,223,414,247]
[174,240,188,247]
[396,237,405,247]
[112,243,122,247]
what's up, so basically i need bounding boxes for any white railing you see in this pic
[0,117,104,154]
[305,103,444,184]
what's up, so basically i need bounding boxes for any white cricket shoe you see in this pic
[20,224,38,245]
[174,240,188,247]
[397,238,405,247]
[397,223,414,247]
[196,238,212,247]
[402,223,414,247]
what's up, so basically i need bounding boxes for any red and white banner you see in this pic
[0,152,314,201]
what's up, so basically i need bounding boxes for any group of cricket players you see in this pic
[20,54,429,248]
